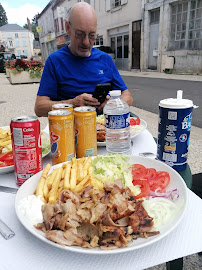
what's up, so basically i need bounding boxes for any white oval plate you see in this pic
[97,118,147,146]
[15,155,187,255]
[0,126,50,175]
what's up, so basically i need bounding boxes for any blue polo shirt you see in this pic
[37,45,127,100]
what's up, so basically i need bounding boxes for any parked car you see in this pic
[0,52,16,72]
[20,55,28,59]
[93,45,115,62]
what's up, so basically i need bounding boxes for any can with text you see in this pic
[157,91,194,171]
[10,116,43,186]
[74,106,97,158]
[48,110,75,165]
[52,103,73,112]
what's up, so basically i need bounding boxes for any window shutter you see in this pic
[106,0,111,11]
[121,0,128,5]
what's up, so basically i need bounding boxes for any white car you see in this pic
[93,45,115,63]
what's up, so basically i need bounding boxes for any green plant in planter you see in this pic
[4,60,11,69]
[28,60,44,78]
[9,59,29,74]
[9,59,44,78]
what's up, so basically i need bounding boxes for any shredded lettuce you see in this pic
[96,115,104,124]
[92,154,132,185]
[41,135,50,156]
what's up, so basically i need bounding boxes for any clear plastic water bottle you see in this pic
[103,90,131,154]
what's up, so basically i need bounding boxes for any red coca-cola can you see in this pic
[10,116,43,186]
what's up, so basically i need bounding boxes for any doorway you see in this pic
[148,9,160,70]
[132,21,141,69]
[110,34,129,70]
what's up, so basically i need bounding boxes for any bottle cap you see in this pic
[109,90,121,96]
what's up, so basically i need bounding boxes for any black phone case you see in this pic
[93,83,111,104]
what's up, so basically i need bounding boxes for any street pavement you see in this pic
[0,71,201,269]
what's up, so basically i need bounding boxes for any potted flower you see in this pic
[4,60,11,77]
[28,60,44,79]
[8,59,44,84]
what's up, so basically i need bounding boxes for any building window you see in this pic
[23,50,28,56]
[7,33,12,38]
[55,18,59,33]
[84,0,90,3]
[124,35,129,58]
[9,41,13,47]
[169,0,202,50]
[114,0,121,8]
[117,36,122,58]
[16,40,20,47]
[23,40,27,46]
[61,18,64,31]
[22,32,26,38]
[95,36,103,45]
[150,9,160,24]
[17,50,21,56]
[15,33,18,38]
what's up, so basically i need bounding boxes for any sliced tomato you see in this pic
[135,118,140,125]
[149,171,170,192]
[0,152,14,167]
[0,152,13,162]
[130,118,141,126]
[0,160,13,167]
[132,180,150,199]
[130,118,137,126]
[131,164,147,180]
[145,168,157,181]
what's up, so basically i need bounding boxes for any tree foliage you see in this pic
[0,3,8,27]
[23,14,39,40]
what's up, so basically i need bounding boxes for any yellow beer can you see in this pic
[48,110,75,165]
[74,106,97,158]
[52,103,73,112]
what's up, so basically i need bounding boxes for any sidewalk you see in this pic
[119,70,202,81]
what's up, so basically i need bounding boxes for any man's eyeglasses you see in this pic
[69,21,97,41]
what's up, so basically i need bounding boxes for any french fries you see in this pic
[49,167,63,203]
[34,157,104,204]
[0,128,12,154]
[35,163,51,202]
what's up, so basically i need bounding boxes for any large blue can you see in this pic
[157,91,193,171]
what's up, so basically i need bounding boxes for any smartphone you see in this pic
[92,83,111,104]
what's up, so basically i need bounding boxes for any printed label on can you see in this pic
[105,113,130,129]
[157,107,192,171]
[74,109,97,158]
[48,113,75,165]
[10,118,43,186]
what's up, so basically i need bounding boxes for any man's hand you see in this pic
[72,93,100,107]
[97,95,110,112]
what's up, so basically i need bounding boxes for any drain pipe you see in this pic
[159,0,165,72]
[140,0,146,71]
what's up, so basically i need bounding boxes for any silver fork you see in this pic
[139,152,157,159]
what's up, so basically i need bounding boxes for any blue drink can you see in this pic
[157,92,193,171]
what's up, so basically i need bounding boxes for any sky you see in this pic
[1,0,50,27]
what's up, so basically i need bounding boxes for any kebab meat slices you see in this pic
[36,179,159,249]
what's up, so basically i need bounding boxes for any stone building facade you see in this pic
[37,0,202,73]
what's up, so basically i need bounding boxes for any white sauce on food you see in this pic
[18,195,44,225]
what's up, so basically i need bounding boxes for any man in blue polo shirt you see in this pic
[35,2,133,117]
